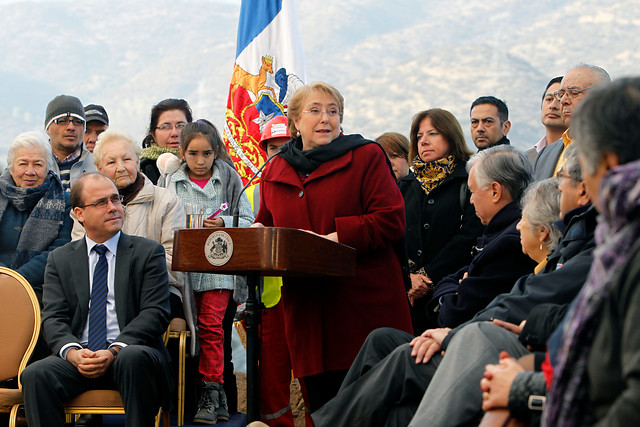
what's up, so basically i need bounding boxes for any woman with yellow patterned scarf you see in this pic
[398,108,484,334]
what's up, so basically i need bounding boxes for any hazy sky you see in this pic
[1,0,638,169]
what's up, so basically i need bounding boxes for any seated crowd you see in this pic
[2,62,639,427]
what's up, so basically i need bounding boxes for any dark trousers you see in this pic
[301,369,348,413]
[21,345,169,427]
[222,296,238,413]
[311,327,442,427]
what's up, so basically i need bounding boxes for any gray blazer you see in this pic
[533,138,564,181]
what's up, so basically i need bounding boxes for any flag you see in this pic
[223,0,307,184]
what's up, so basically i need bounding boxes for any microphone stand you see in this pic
[230,149,282,421]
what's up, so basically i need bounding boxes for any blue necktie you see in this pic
[88,244,109,351]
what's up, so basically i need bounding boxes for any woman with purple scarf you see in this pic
[544,77,640,425]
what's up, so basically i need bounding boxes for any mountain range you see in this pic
[0,0,638,165]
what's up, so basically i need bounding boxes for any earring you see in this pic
[540,243,544,250]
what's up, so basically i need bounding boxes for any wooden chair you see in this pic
[166,317,191,426]
[64,389,169,427]
[0,267,41,427]
[63,323,174,426]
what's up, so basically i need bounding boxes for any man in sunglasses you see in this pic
[45,94,96,191]
[533,64,610,180]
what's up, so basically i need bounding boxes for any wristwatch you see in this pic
[108,347,119,359]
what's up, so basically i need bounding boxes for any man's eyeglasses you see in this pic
[555,170,571,180]
[80,194,124,209]
[553,86,595,102]
[156,122,187,131]
[53,116,85,126]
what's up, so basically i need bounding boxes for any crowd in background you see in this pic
[2,62,640,427]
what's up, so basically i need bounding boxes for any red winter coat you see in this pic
[256,141,412,377]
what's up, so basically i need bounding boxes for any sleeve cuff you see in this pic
[60,343,83,360]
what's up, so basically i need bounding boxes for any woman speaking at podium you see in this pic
[253,81,412,411]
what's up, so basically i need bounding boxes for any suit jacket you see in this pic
[41,232,171,357]
[441,204,597,351]
[398,163,484,285]
[426,201,537,329]
[533,138,563,180]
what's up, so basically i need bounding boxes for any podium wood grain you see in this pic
[172,227,356,277]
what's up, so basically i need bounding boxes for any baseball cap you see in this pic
[84,104,109,126]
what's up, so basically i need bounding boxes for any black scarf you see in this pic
[278,134,373,174]
[119,172,145,205]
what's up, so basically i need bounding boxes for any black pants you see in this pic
[301,369,348,413]
[21,345,170,427]
[222,297,238,412]
[311,328,439,427]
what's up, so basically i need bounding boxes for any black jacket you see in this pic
[588,235,640,424]
[398,162,484,285]
[519,303,569,352]
[442,204,597,350]
[425,201,537,329]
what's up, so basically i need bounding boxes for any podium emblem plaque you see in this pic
[204,231,234,266]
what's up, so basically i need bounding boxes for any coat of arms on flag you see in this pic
[224,0,307,184]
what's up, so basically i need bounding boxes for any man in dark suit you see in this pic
[21,173,172,427]
[525,76,566,166]
[533,64,610,180]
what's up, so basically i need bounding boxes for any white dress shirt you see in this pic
[60,232,125,358]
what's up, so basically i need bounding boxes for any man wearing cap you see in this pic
[45,95,97,191]
[83,104,109,153]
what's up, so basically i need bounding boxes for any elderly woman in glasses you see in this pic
[139,98,193,184]
[71,129,197,354]
[253,81,412,410]
[0,131,73,303]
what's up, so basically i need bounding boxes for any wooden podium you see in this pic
[172,227,356,421]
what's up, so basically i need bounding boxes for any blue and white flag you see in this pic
[223,0,307,183]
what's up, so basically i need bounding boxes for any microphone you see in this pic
[231,145,286,228]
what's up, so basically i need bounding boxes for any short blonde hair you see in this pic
[93,129,141,167]
[287,81,344,137]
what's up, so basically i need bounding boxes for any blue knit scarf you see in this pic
[0,170,67,269]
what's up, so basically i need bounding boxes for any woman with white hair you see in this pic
[516,178,563,272]
[70,129,196,355]
[0,131,72,302]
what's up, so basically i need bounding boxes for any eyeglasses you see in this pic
[553,86,595,101]
[54,116,85,126]
[81,194,124,209]
[555,170,571,180]
[301,109,341,118]
[156,122,187,131]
